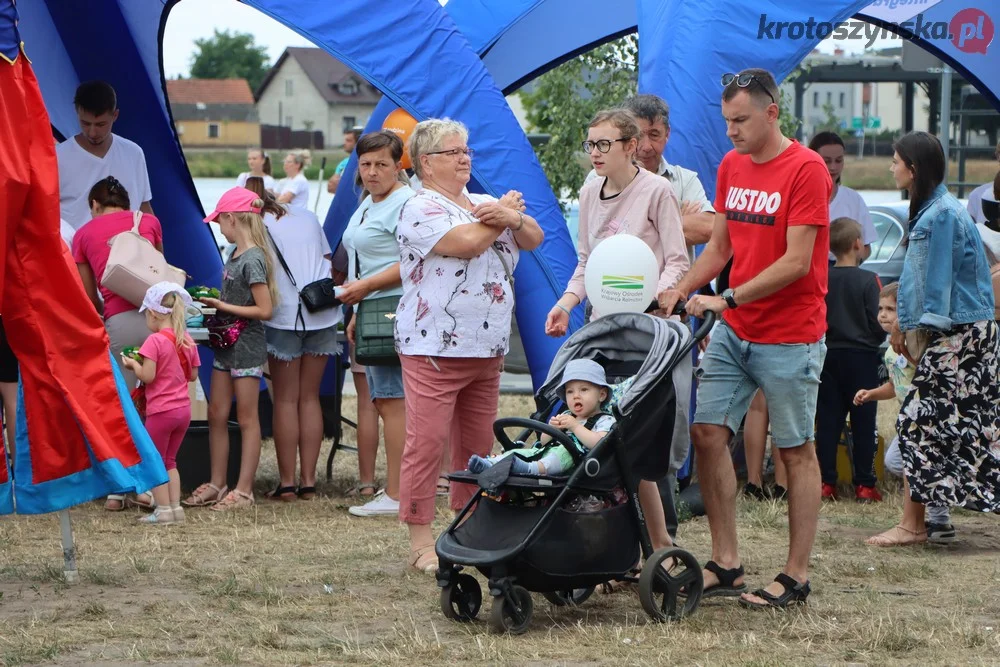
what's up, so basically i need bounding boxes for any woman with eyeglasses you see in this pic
[544,107,689,566]
[394,118,544,573]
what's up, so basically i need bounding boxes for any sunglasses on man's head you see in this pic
[721,72,776,106]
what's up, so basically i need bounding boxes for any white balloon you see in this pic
[584,234,659,315]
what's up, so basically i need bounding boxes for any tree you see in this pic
[817,101,841,132]
[190,30,270,92]
[521,36,638,206]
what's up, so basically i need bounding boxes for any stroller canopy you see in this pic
[538,314,692,417]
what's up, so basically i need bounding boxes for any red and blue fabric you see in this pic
[0,2,167,515]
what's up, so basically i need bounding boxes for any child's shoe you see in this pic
[821,483,838,500]
[855,485,883,503]
[926,522,957,544]
[137,507,174,525]
[170,506,186,524]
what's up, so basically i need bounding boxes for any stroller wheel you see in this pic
[542,587,595,607]
[639,547,703,622]
[440,573,482,622]
[489,585,533,635]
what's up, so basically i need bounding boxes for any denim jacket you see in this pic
[898,184,995,332]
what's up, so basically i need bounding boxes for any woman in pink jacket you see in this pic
[545,107,689,563]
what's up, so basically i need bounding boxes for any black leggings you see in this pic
[815,348,881,487]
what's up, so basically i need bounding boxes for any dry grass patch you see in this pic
[1,394,999,665]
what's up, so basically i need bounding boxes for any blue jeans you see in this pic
[694,323,826,447]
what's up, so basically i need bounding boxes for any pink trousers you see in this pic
[398,355,502,524]
[145,406,191,471]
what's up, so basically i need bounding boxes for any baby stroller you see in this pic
[436,309,715,634]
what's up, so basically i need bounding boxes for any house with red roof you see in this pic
[166,78,260,148]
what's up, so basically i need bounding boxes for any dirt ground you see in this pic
[1,396,998,666]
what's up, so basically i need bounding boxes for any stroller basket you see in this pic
[449,496,640,591]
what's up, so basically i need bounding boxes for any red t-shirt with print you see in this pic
[713,140,832,344]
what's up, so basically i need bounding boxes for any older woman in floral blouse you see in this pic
[395,118,543,573]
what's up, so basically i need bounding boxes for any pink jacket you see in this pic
[566,167,689,301]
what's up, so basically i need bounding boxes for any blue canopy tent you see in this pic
[19,0,999,395]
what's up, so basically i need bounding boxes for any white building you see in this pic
[256,47,380,148]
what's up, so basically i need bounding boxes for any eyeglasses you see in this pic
[426,147,474,158]
[721,72,777,106]
[582,138,629,154]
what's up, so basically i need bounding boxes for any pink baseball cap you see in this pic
[203,187,262,223]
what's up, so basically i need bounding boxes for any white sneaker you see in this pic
[348,490,399,517]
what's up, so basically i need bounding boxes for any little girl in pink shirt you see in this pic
[122,282,201,525]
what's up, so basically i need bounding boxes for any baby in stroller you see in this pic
[467,359,616,477]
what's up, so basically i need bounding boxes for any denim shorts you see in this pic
[693,323,826,448]
[265,325,341,361]
[365,364,404,400]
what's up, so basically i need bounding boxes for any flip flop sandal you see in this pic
[738,573,810,610]
[296,486,317,500]
[268,486,298,502]
[683,560,747,598]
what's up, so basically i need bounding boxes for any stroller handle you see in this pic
[645,301,717,342]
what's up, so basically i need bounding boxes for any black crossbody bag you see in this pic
[267,230,340,336]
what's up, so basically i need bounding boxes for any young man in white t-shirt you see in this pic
[56,81,153,231]
[808,132,877,262]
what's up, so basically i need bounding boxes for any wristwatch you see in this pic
[721,288,738,309]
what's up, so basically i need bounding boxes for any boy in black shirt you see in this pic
[816,219,885,502]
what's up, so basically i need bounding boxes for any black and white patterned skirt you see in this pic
[897,320,1000,513]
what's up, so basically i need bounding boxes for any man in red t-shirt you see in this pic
[660,68,831,610]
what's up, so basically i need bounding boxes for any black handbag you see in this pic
[267,229,340,336]
[353,245,401,367]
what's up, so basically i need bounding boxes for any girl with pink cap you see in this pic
[183,187,279,511]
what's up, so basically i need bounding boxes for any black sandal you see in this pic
[297,486,317,500]
[268,486,298,502]
[681,560,746,598]
[702,560,748,598]
[738,572,810,609]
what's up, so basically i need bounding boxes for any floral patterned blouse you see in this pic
[395,189,519,358]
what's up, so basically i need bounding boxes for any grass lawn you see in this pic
[842,157,996,192]
[1,396,998,666]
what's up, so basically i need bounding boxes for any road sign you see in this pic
[867,116,882,129]
[854,129,864,138]
[851,116,863,130]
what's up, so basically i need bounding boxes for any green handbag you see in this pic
[355,294,401,366]
[353,240,401,366]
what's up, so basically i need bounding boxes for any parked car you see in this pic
[861,201,909,285]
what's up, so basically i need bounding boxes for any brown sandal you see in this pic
[408,545,438,574]
[866,524,928,547]
[182,483,228,507]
